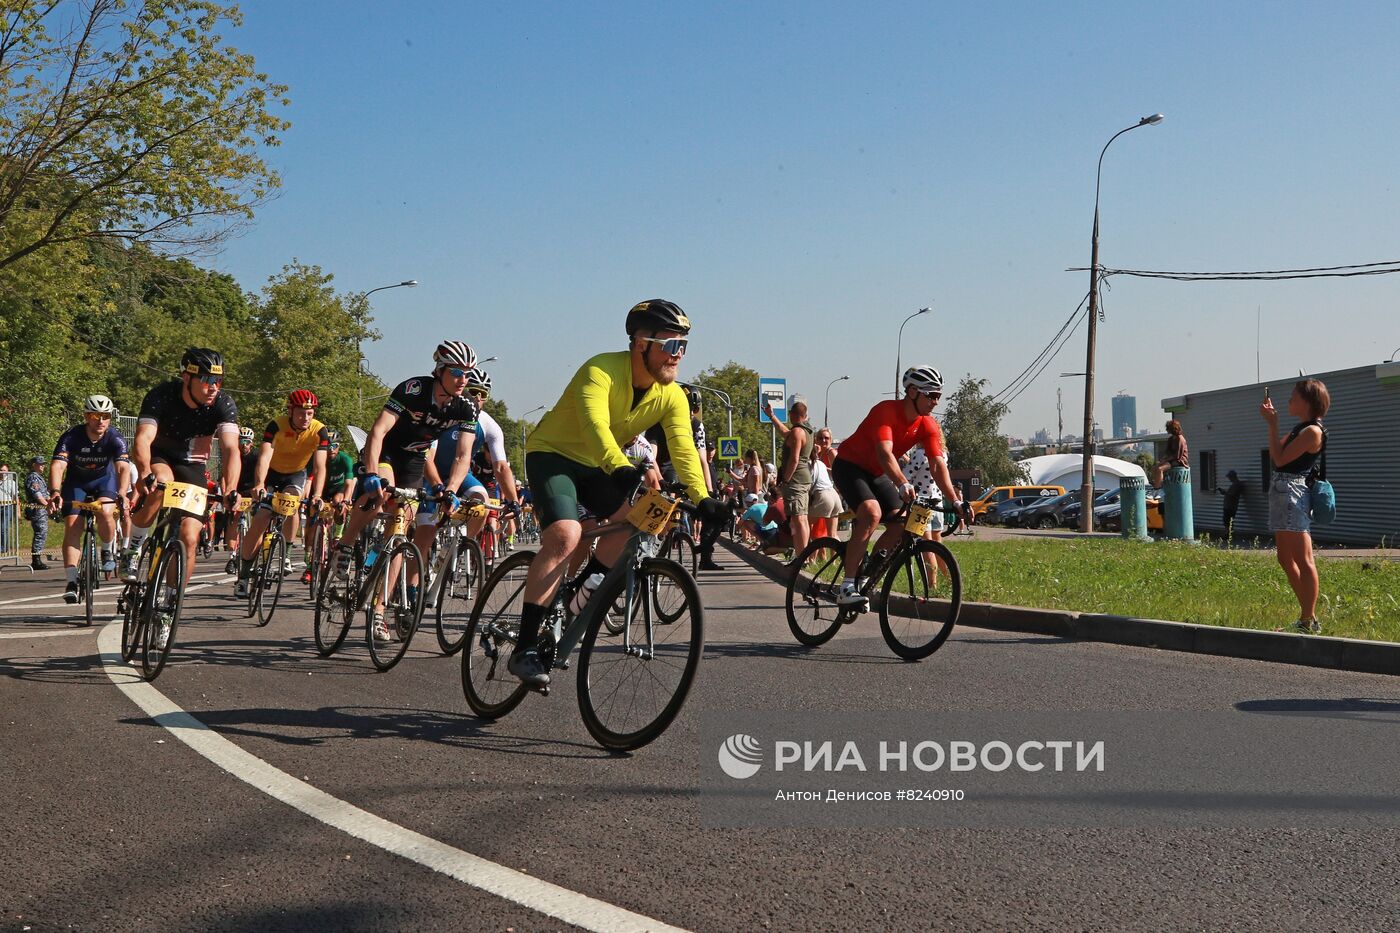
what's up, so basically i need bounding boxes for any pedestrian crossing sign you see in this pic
[717,436,740,460]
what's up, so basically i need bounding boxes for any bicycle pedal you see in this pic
[529,684,551,696]
[557,659,570,671]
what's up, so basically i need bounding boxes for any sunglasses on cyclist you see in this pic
[637,336,688,357]
[467,388,488,398]
[919,391,941,403]
[444,367,471,379]
[85,412,113,421]
[196,374,223,386]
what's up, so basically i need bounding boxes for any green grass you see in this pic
[945,538,1400,643]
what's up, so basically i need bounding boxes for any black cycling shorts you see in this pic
[149,454,207,488]
[831,458,903,523]
[526,452,627,530]
[353,449,426,498]
[265,468,307,493]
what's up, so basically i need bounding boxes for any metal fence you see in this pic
[0,470,19,567]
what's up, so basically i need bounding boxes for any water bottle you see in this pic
[569,572,604,616]
[364,543,380,570]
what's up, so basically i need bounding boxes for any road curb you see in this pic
[717,537,1400,676]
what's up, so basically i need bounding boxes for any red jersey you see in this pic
[836,400,944,476]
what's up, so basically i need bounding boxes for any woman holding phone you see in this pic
[1260,379,1330,633]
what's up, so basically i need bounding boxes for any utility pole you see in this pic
[1057,387,1063,450]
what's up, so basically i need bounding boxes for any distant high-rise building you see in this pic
[1112,393,1137,439]
[1033,428,1051,445]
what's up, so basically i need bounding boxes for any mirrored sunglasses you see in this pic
[86,412,113,421]
[196,374,223,386]
[638,336,688,357]
[446,367,470,379]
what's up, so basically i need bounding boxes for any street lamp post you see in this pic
[1079,113,1163,533]
[895,306,933,395]
[358,279,418,424]
[824,375,849,428]
[520,405,545,479]
[687,382,734,440]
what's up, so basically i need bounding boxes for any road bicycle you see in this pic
[305,499,341,594]
[659,521,698,576]
[117,480,208,681]
[245,490,300,627]
[312,485,426,671]
[461,482,704,751]
[425,498,494,655]
[784,495,962,660]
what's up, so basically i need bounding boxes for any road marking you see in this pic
[0,582,228,639]
[0,571,229,606]
[96,620,688,933]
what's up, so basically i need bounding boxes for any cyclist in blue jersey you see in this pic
[48,394,131,601]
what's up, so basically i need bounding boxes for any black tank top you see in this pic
[1278,420,1325,475]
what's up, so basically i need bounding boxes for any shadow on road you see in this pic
[0,649,110,686]
[1235,697,1400,722]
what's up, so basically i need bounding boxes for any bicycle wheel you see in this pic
[313,544,355,656]
[665,530,698,576]
[461,550,533,718]
[577,558,703,751]
[120,544,155,663]
[436,536,483,655]
[307,517,330,594]
[80,526,97,627]
[878,539,961,661]
[140,541,185,681]
[256,534,286,627]
[366,540,424,672]
[784,536,850,647]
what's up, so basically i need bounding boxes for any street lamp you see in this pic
[479,356,499,365]
[824,375,849,428]
[358,279,418,423]
[895,306,933,395]
[1079,113,1163,533]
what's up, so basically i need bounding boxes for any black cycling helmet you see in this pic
[625,299,691,337]
[687,388,703,410]
[180,347,225,377]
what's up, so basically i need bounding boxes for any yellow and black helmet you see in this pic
[625,299,691,337]
[180,347,225,376]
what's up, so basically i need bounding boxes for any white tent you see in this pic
[1018,453,1146,490]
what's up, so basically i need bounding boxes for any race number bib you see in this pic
[162,482,208,515]
[236,496,253,513]
[905,501,933,536]
[626,489,677,536]
[271,491,300,517]
[452,502,488,522]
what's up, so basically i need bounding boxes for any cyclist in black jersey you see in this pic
[330,340,480,639]
[123,348,242,590]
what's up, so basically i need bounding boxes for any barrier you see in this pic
[1119,476,1149,541]
[1162,466,1194,540]
[0,470,19,567]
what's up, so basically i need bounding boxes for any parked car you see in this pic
[1060,488,1119,527]
[1099,489,1164,532]
[984,493,1054,526]
[1011,490,1084,529]
[971,484,1065,518]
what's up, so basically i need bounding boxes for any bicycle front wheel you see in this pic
[140,542,186,681]
[366,540,424,672]
[313,546,354,657]
[308,517,331,595]
[435,536,484,655]
[577,558,703,751]
[120,546,155,662]
[256,534,286,627]
[784,536,849,647]
[664,531,697,576]
[81,527,97,627]
[461,550,533,719]
[878,539,961,661]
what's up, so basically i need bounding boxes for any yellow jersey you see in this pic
[262,415,330,474]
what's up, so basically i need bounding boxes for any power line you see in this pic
[1068,258,1400,282]
[992,289,1091,405]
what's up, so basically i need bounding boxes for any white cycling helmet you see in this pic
[83,394,115,415]
[433,340,476,371]
[902,365,944,395]
[239,426,255,443]
[464,367,492,393]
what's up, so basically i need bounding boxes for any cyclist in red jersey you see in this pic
[830,366,970,610]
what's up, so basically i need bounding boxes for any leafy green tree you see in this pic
[686,361,777,471]
[245,261,382,436]
[942,376,1028,487]
[0,0,290,271]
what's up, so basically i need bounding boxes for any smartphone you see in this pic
[1264,386,1271,400]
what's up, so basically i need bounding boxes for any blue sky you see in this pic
[214,1,1400,438]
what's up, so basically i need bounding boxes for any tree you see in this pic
[941,376,1027,487]
[0,0,290,270]
[686,361,777,470]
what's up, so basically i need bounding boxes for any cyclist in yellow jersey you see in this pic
[234,389,329,597]
[509,299,731,686]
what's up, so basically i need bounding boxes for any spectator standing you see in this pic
[808,435,843,540]
[1220,469,1245,535]
[1153,420,1189,487]
[766,395,815,557]
[1261,379,1329,634]
[729,448,764,499]
[23,455,50,569]
[813,428,837,470]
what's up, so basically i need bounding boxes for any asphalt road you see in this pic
[3,544,1399,932]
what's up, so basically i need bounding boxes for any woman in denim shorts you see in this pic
[1260,379,1329,634]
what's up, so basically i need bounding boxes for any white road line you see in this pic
[0,581,229,639]
[0,571,230,606]
[96,620,688,933]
